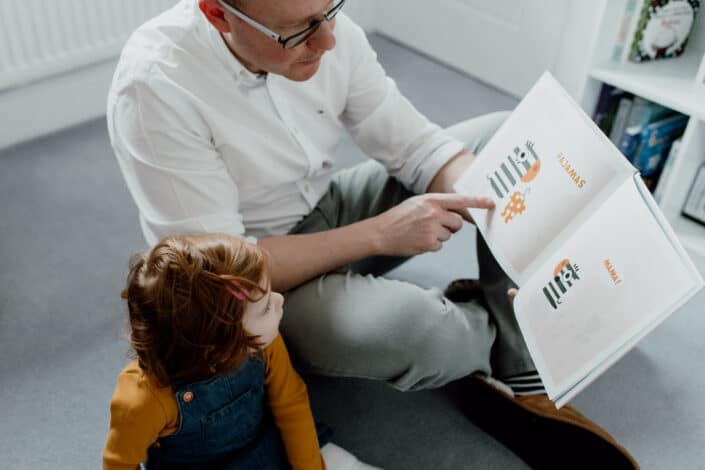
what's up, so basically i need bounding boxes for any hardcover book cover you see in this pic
[454,72,703,406]
[628,0,700,62]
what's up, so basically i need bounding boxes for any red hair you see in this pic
[122,233,269,387]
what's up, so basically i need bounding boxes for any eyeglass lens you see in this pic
[283,0,345,49]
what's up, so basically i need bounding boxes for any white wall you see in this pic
[342,0,377,32]
[0,1,593,150]
[0,0,176,150]
[0,2,377,151]
[553,1,606,102]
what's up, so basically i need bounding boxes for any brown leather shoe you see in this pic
[462,376,639,469]
[444,279,485,303]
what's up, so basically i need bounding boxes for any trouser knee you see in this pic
[280,275,495,392]
[386,289,495,391]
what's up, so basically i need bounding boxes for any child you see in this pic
[103,233,379,469]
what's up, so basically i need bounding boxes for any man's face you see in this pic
[221,0,337,81]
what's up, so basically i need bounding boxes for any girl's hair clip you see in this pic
[225,280,249,301]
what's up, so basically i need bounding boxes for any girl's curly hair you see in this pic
[122,233,269,387]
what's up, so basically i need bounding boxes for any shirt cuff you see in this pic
[418,139,466,193]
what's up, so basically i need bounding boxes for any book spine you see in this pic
[632,114,689,177]
[626,97,674,129]
[633,140,667,178]
[654,138,682,203]
[613,0,643,62]
[593,84,616,132]
[619,97,677,165]
[619,126,644,163]
[624,96,648,129]
[681,164,705,226]
[609,97,634,145]
[599,89,627,136]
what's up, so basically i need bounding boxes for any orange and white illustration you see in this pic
[487,140,541,199]
[541,259,581,310]
[501,191,527,223]
[488,140,541,225]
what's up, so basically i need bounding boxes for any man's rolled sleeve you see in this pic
[341,19,466,194]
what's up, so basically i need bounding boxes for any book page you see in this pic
[513,175,703,404]
[455,72,634,285]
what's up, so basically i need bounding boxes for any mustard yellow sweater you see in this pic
[103,334,324,469]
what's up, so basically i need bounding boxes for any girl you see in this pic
[103,233,378,469]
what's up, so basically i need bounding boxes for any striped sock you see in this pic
[500,370,545,396]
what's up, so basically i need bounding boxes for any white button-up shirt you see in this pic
[107,0,465,244]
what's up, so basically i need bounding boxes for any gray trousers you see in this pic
[281,112,534,391]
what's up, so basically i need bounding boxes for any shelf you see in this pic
[589,48,705,121]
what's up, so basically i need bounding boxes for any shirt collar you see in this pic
[198,1,267,88]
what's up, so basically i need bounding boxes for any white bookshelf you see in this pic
[578,0,705,262]
[590,47,705,120]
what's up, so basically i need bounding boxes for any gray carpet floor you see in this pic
[1,34,704,469]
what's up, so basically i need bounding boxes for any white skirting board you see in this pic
[0,59,117,151]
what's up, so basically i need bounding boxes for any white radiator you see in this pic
[0,0,178,91]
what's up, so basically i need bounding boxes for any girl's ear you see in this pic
[199,0,231,33]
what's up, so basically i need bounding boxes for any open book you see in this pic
[454,72,704,407]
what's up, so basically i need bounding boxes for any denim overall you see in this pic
[146,354,330,469]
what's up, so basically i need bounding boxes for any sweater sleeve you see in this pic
[263,335,325,470]
[103,363,178,470]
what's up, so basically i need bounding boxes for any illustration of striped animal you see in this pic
[487,140,541,199]
[542,259,581,310]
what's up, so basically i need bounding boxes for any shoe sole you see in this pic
[461,377,638,469]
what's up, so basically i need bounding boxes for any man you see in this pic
[108,0,638,467]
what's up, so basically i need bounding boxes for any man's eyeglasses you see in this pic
[217,0,346,49]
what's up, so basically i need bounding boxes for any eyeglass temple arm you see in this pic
[323,3,341,21]
[217,0,283,43]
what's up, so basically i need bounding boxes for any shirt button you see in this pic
[183,391,194,403]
